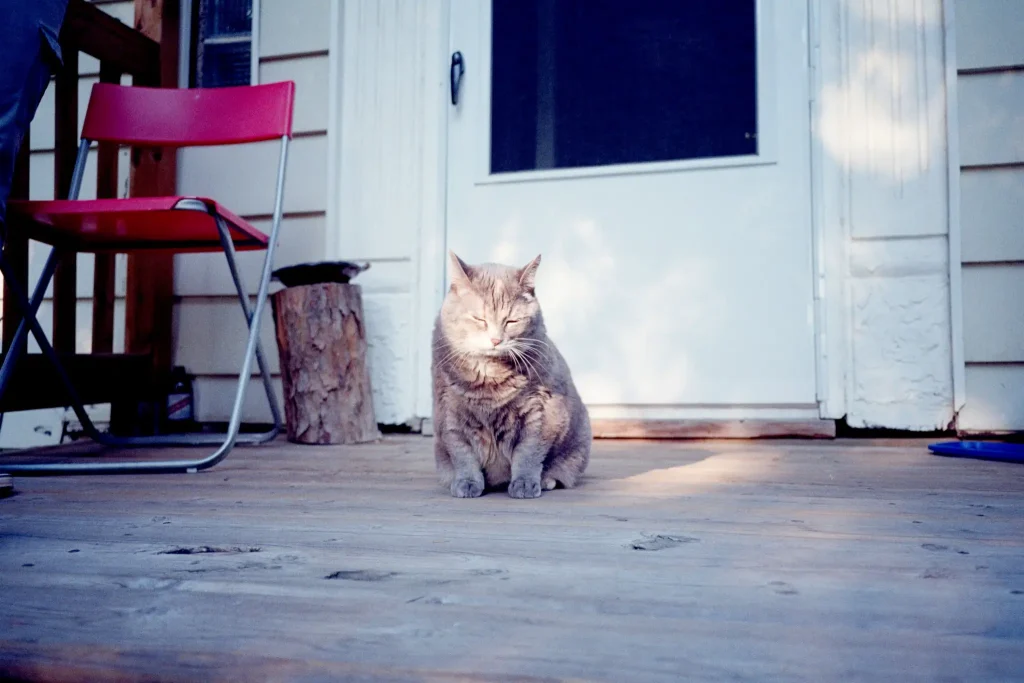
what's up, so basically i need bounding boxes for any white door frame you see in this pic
[413,0,849,424]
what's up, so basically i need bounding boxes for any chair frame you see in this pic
[0,83,292,475]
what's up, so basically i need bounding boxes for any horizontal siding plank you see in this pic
[959,364,1024,432]
[957,72,1024,166]
[28,245,128,300]
[177,135,327,216]
[960,167,1024,262]
[173,215,327,296]
[173,299,280,375]
[193,376,283,424]
[32,73,132,150]
[260,0,331,58]
[26,299,126,354]
[29,147,132,201]
[260,55,329,134]
[176,251,409,300]
[954,0,1024,71]
[962,264,1024,362]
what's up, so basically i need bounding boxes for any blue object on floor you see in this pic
[928,440,1024,464]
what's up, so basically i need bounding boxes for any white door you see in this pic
[446,0,818,419]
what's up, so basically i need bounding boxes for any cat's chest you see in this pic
[467,402,522,458]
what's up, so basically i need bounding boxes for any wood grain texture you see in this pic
[272,283,380,444]
[125,0,177,383]
[591,419,836,440]
[0,437,1022,682]
[60,0,159,79]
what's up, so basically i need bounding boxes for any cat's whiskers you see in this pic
[508,347,528,376]
[435,344,471,369]
[509,344,541,378]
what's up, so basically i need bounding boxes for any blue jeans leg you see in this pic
[0,11,65,232]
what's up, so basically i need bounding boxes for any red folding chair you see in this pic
[0,81,295,475]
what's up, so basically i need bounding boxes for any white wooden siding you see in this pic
[962,266,1024,362]
[954,0,1024,433]
[259,0,330,57]
[959,365,1024,432]
[953,0,1024,71]
[960,168,1024,262]
[260,56,329,132]
[957,72,1024,167]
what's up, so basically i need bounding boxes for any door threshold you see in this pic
[591,418,836,440]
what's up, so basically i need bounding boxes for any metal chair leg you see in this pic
[0,248,60,402]
[213,212,284,434]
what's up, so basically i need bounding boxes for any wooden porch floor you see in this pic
[1,436,1023,682]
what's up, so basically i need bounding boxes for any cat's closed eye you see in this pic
[505,319,520,326]
[469,315,486,327]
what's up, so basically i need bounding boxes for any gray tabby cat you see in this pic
[432,251,591,499]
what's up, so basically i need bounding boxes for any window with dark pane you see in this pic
[194,0,253,88]
[491,0,758,174]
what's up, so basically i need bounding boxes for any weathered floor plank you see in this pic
[1,436,1023,682]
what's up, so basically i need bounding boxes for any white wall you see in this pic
[173,0,333,424]
[813,0,956,430]
[953,0,1024,433]
[332,0,448,426]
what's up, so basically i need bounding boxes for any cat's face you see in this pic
[440,252,543,357]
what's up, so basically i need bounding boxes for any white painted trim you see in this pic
[943,0,966,415]
[178,0,193,88]
[325,0,342,261]
[808,0,850,420]
[250,0,261,85]
[586,405,823,421]
[477,155,778,186]
[412,0,453,419]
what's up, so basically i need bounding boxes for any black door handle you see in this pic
[450,51,465,106]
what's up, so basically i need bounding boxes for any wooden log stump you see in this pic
[271,283,380,444]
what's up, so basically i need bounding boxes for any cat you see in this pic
[431,251,591,499]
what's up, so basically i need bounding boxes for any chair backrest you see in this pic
[81,81,295,147]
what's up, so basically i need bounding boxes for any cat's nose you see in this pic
[490,337,502,347]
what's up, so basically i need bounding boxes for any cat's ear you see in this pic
[448,250,473,292]
[519,254,542,294]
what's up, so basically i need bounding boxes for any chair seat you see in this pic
[6,197,268,253]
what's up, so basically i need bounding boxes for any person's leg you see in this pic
[0,0,69,233]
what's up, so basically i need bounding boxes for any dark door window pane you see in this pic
[491,0,758,174]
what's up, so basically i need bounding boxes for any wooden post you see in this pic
[271,284,380,445]
[52,48,79,353]
[126,0,178,385]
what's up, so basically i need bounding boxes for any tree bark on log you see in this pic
[271,283,380,444]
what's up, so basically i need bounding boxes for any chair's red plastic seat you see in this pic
[7,197,268,253]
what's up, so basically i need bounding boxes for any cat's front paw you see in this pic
[451,477,485,498]
[508,476,542,499]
